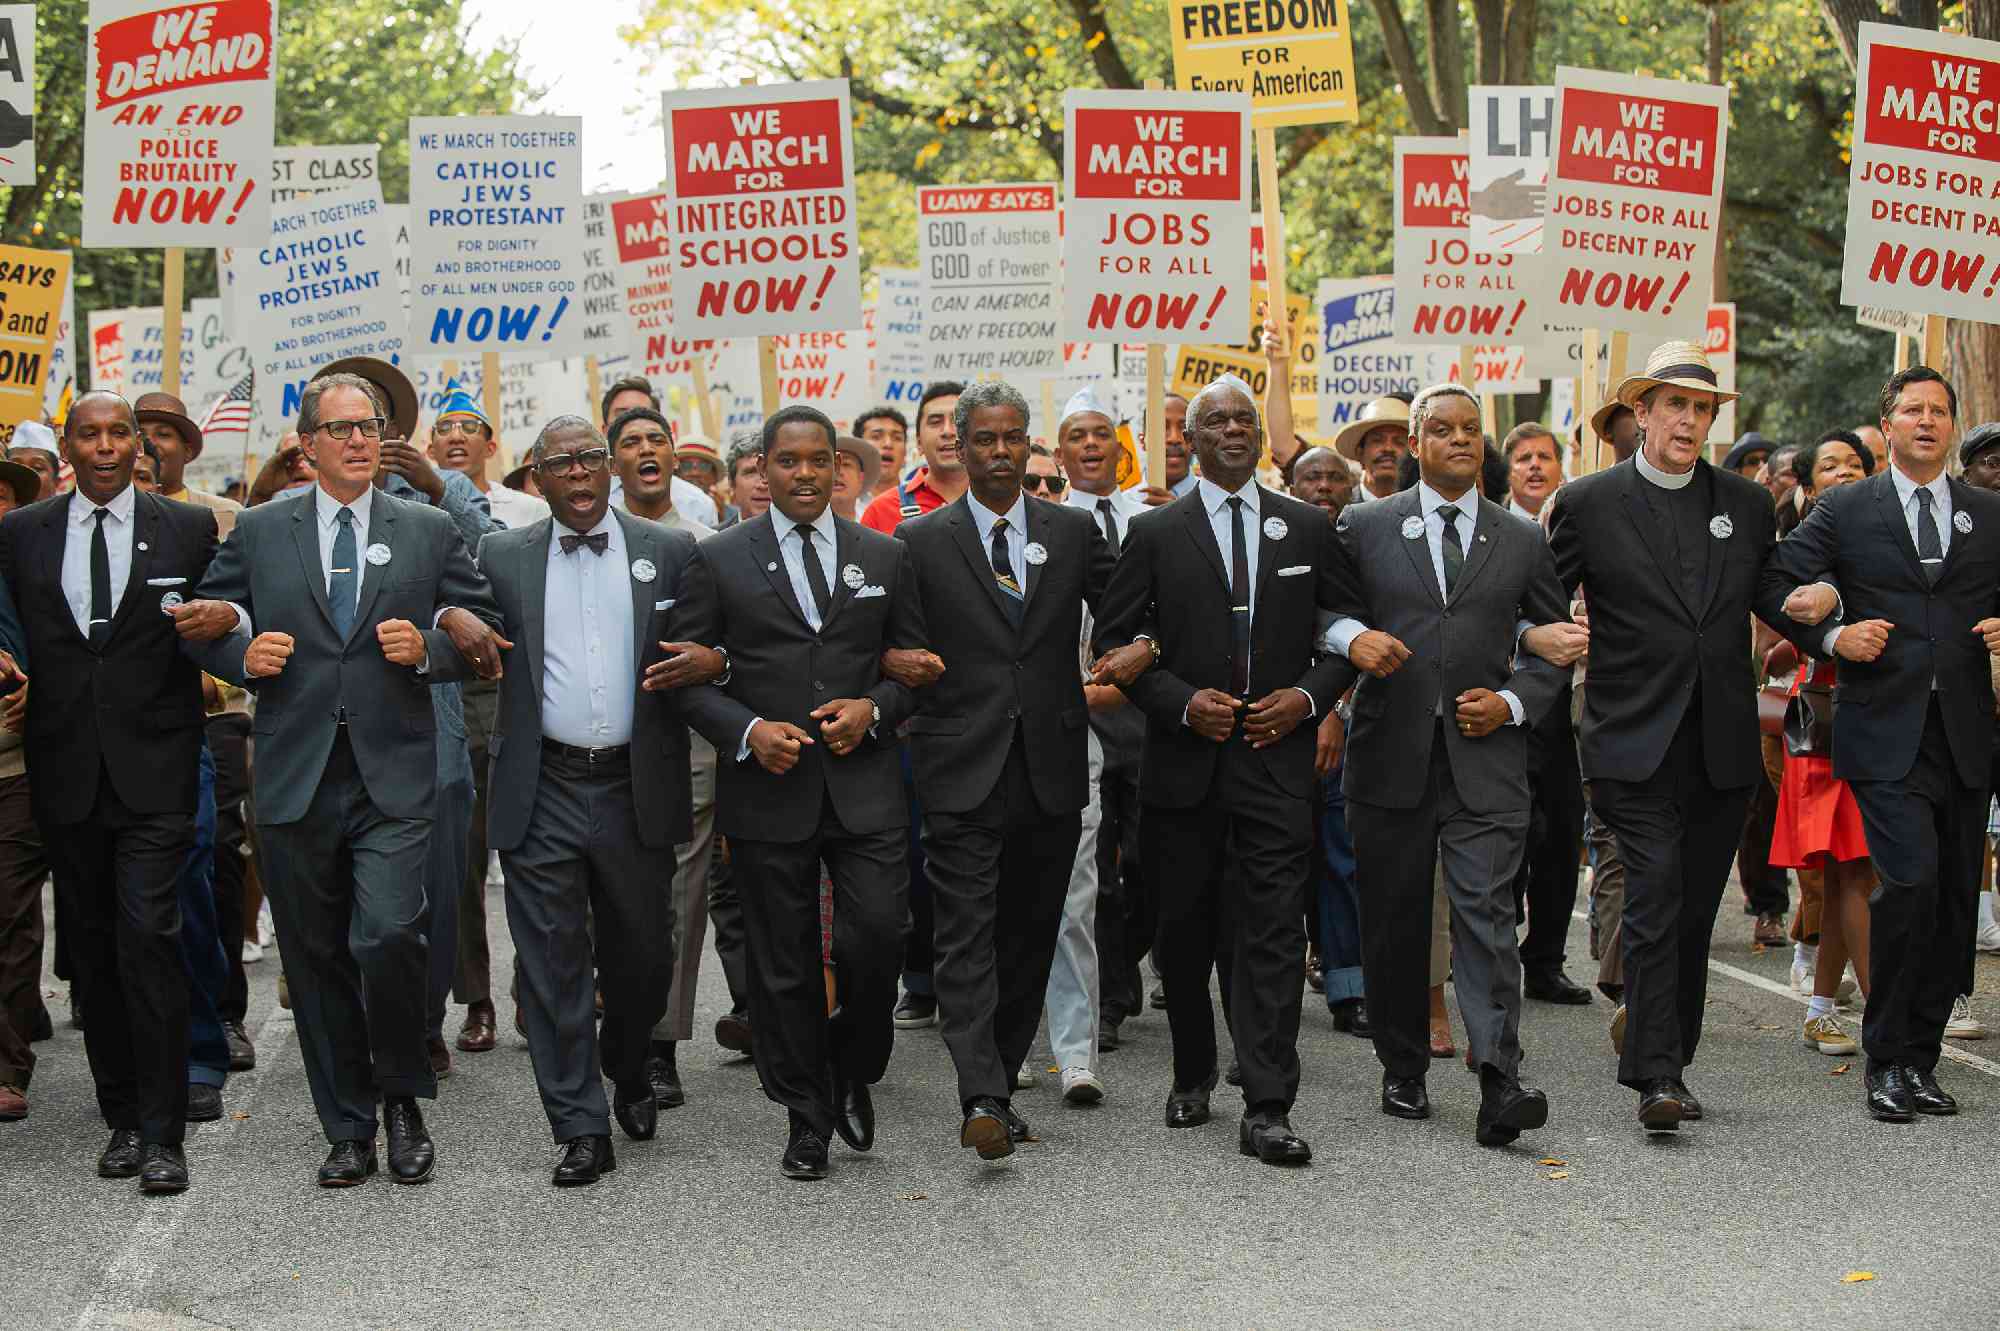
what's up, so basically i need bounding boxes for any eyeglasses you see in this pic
[536,448,611,476]
[1022,474,1067,494]
[314,417,385,442]
[432,418,488,439]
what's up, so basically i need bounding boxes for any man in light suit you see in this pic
[1320,383,1571,1146]
[177,372,502,1187]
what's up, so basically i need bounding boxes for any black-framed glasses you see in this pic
[315,417,385,442]
[536,447,611,476]
[1022,474,1067,494]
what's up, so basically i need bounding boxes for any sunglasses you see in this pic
[1022,474,1067,494]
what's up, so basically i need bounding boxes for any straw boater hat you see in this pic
[1612,339,1741,411]
[133,392,204,459]
[1332,396,1411,461]
[312,355,419,441]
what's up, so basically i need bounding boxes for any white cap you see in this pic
[1058,385,1113,431]
[8,420,57,458]
[1203,373,1256,401]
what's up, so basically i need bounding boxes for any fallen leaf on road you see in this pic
[1537,1158,1565,1166]
[896,1191,927,1201]
[1544,1171,1569,1180]
[1841,1272,1874,1283]
[230,1112,250,1120]
[1750,941,1768,954]
[1831,1063,1851,1076]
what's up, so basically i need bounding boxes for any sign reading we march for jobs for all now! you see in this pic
[1393,137,1531,346]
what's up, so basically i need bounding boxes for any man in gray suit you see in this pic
[1321,383,1572,1147]
[177,372,501,1188]
[477,416,701,1186]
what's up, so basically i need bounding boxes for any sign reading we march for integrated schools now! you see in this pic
[1539,66,1726,338]
[1841,24,2000,322]
[916,183,1062,379]
[1168,0,1358,128]
[661,79,863,338]
[1393,137,1531,346]
[1063,89,1252,343]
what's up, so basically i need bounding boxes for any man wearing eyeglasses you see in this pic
[176,372,503,1188]
[1022,444,1066,501]
[426,383,549,531]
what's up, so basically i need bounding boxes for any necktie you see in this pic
[1227,496,1250,697]
[1916,487,1943,584]
[559,531,609,556]
[1096,497,1121,556]
[329,506,358,640]
[991,517,1024,627]
[1437,503,1465,598]
[88,509,111,649]
[797,525,832,623]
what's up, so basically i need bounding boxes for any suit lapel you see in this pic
[1394,490,1445,609]
[518,518,551,698]
[1179,492,1231,596]
[346,493,395,644]
[817,517,861,632]
[1020,494,1052,617]
[40,496,84,646]
[1252,486,1283,612]
[618,512,656,674]
[948,497,1019,631]
[290,494,337,634]
[1942,477,1978,581]
[1447,496,1498,606]
[106,491,159,640]
[746,515,812,631]
[1693,464,1728,623]
[1872,472,1925,582]
[1616,463,1697,622]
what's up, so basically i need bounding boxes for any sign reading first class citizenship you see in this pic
[1169,0,1358,128]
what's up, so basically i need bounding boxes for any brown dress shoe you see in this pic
[0,1084,25,1119]
[456,1000,497,1053]
[1753,911,1787,947]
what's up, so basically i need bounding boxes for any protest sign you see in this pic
[1706,302,1737,444]
[1539,67,1727,337]
[1393,136,1531,346]
[1469,85,1555,253]
[872,267,926,406]
[1840,23,2000,322]
[0,6,33,187]
[408,114,585,358]
[239,184,402,440]
[769,330,868,424]
[578,193,629,364]
[88,305,196,397]
[1167,0,1358,129]
[660,79,863,338]
[1856,303,1928,337]
[42,254,76,420]
[188,294,246,407]
[916,183,1062,380]
[270,142,378,204]
[83,0,278,246]
[1062,88,1252,342]
[0,245,68,438]
[609,189,716,396]
[1314,275,1450,435]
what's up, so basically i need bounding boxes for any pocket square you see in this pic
[653,598,676,611]
[147,576,188,587]
[1277,565,1311,577]
[853,585,887,599]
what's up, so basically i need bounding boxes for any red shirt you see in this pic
[860,467,950,533]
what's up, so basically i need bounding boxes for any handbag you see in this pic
[1782,679,1835,758]
[1757,681,1789,737]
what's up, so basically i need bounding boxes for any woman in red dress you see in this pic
[1766,433,1874,1056]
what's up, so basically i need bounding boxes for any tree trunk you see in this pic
[1706,2,1730,304]
[1423,0,1470,130]
[1950,0,2000,424]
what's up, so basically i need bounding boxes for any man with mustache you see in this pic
[1503,424,1564,521]
[1334,397,1413,505]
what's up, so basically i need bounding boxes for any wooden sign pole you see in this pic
[690,356,722,439]
[480,351,502,433]
[161,248,185,398]
[758,338,780,417]
[1922,315,1947,370]
[1039,379,1056,450]
[1577,330,1601,473]
[585,355,603,425]
[1893,333,1912,374]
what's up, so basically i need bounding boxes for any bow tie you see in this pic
[559,531,609,556]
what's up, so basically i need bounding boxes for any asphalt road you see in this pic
[6,874,2000,1331]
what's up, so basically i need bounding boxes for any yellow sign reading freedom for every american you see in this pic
[1169,0,1360,129]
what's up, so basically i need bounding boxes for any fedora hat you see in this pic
[311,355,419,441]
[0,457,41,507]
[835,434,881,496]
[133,392,204,459]
[1332,396,1411,461]
[1722,430,1774,472]
[1613,339,1740,410]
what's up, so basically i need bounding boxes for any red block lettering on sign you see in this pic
[94,0,274,110]
[1863,42,2000,160]
[1557,88,1718,196]
[1073,109,1240,201]
[610,194,672,265]
[672,98,846,198]
[1402,152,1469,228]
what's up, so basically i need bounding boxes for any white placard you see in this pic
[872,267,926,407]
[916,183,1062,380]
[577,192,629,363]
[0,6,34,187]
[1314,276,1452,436]
[1469,84,1554,254]
[1392,136,1533,347]
[42,254,77,418]
[88,306,196,398]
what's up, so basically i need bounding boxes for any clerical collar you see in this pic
[1634,447,1695,491]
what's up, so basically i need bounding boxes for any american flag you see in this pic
[200,371,255,436]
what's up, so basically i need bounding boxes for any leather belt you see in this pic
[542,739,631,766]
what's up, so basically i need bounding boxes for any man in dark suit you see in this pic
[1756,366,2000,1123]
[176,372,501,1187]
[1319,384,1570,1146]
[1546,339,1775,1133]
[886,382,1146,1158]
[666,405,922,1180]
[0,390,218,1193]
[1093,376,1352,1166]
[477,415,699,1185]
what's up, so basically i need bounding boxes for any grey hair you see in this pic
[952,381,1031,443]
[724,429,762,480]
[1186,378,1261,434]
[296,372,386,438]
[1409,383,1479,436]
[531,414,602,460]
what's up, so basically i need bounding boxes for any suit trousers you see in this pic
[452,680,501,1006]
[1351,721,1530,1081]
[733,792,908,1138]
[260,729,435,1142]
[1043,729,1104,1072]
[0,774,47,1090]
[178,744,231,1087]
[1591,705,1750,1089]
[1313,761,1365,1007]
[41,763,193,1142]
[501,748,670,1141]
[1094,755,1152,1024]
[206,712,252,1025]
[1515,696,1586,976]
[1849,697,1983,1078]
[924,731,1081,1107]
[898,742,937,997]
[706,841,752,1020]
[655,732,719,1043]
[1145,740,1310,1111]
[425,737,470,1039]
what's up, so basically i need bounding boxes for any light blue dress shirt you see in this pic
[541,514,636,748]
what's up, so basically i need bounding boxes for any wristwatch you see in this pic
[868,699,882,736]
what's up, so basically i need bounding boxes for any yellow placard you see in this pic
[1172,282,1322,441]
[1169,0,1359,129]
[0,245,72,437]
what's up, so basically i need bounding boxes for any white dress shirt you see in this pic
[1170,472,1199,499]
[312,484,374,612]
[541,514,636,747]
[1063,483,1146,549]
[740,505,846,761]
[486,481,551,530]
[1189,475,1316,722]
[1820,464,1953,671]
[62,484,136,638]
[967,490,1028,588]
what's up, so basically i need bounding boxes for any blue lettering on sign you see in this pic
[427,296,572,347]
[1321,289,1396,354]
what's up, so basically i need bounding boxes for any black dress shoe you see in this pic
[1597,982,1624,1003]
[1149,983,1167,1010]
[139,1142,189,1194]
[384,1097,435,1183]
[1381,1074,1430,1121]
[1866,1066,1915,1122]
[1902,1064,1958,1116]
[29,1004,52,1042]
[1672,1079,1703,1122]
[960,1097,1014,1160]
[98,1128,143,1178]
[186,1083,223,1121]
[833,1074,876,1152]
[714,1010,753,1055]
[647,1043,686,1109]
[317,1139,378,1187]
[613,1086,658,1141]
[552,1135,616,1186]
[997,1099,1031,1144]
[1475,1077,1550,1147]
[1164,1071,1217,1129]
[1637,1078,1685,1132]
[892,991,937,1029]
[1238,1112,1312,1165]
[1330,999,1372,1037]
[1224,1059,1243,1087]
[1099,1018,1122,1052]
[224,1020,255,1071]
[1524,969,1594,1005]
[781,1121,830,1180]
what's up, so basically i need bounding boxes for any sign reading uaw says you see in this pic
[916,183,1061,380]
[1539,67,1726,338]
[660,79,862,338]
[1062,89,1252,344]
[1392,137,1531,346]
[83,0,278,246]
[1168,0,1358,128]
[1841,24,2000,321]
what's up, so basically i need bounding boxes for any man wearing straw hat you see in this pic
[1333,397,1413,506]
[1546,338,1775,1135]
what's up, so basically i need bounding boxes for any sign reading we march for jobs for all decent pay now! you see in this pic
[1168,0,1359,128]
